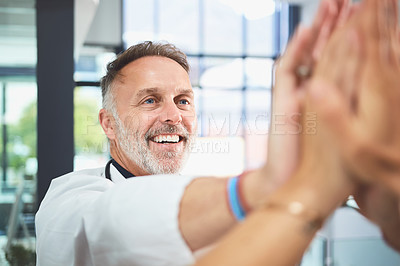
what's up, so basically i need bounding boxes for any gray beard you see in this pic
[113,114,193,175]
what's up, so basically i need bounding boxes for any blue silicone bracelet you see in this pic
[227,176,246,221]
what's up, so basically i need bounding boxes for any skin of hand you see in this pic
[308,78,400,252]
[307,78,400,252]
[259,0,351,200]
[308,0,400,252]
[348,0,400,251]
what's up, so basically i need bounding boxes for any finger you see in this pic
[336,0,351,27]
[277,25,311,74]
[273,26,312,119]
[362,0,380,39]
[348,3,361,18]
[311,0,334,34]
[312,0,340,60]
[342,29,364,111]
[384,0,398,33]
[274,26,317,100]
[284,0,339,78]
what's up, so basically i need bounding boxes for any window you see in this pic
[74,86,109,171]
[0,0,37,263]
[73,47,116,170]
[123,0,289,175]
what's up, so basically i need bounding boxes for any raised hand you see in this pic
[265,0,352,188]
[307,0,400,252]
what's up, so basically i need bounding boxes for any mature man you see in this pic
[35,10,336,262]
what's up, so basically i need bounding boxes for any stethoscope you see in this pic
[105,159,113,181]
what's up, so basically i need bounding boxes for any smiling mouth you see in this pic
[150,134,184,144]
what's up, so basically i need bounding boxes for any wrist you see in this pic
[240,168,286,211]
[268,168,353,221]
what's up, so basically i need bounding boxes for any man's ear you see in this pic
[99,108,116,140]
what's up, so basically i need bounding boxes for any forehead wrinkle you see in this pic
[111,72,127,91]
[135,88,160,99]
[135,87,194,99]
[177,88,194,97]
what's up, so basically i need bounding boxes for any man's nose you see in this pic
[160,102,183,125]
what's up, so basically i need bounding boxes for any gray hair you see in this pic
[100,41,190,114]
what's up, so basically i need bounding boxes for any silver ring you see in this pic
[296,65,312,79]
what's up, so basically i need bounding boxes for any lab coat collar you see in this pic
[111,159,135,178]
[108,164,129,184]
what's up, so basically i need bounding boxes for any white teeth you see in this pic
[153,135,180,143]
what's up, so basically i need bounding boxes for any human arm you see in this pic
[179,0,351,252]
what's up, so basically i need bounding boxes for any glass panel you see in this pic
[183,90,245,177]
[0,3,36,68]
[123,0,155,46]
[0,81,37,265]
[201,90,243,137]
[244,89,271,169]
[245,57,274,89]
[204,0,243,55]
[74,47,116,82]
[0,0,37,264]
[301,236,326,266]
[192,86,202,134]
[247,6,277,56]
[188,56,201,87]
[159,0,199,53]
[332,238,400,266]
[74,87,109,171]
[245,89,271,133]
[200,57,244,90]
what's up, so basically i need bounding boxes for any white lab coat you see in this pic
[35,164,197,266]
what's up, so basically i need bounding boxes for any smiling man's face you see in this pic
[111,55,197,175]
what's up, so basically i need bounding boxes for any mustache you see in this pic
[145,124,190,140]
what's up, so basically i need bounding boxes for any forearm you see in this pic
[179,168,284,251]
[195,168,350,266]
[179,177,236,251]
[195,206,317,266]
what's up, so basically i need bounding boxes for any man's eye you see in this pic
[178,99,189,105]
[144,98,155,104]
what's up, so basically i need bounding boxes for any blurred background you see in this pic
[0,0,399,265]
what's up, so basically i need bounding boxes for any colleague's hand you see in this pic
[267,0,363,214]
[307,0,400,251]
[323,0,400,189]
[265,0,351,187]
[350,0,400,251]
